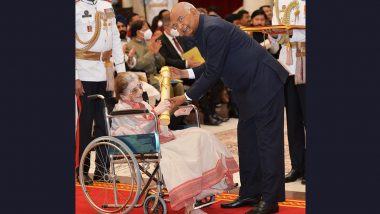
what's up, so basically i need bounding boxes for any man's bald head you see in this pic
[170,2,200,37]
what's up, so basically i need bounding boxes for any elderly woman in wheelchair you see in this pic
[78,72,238,214]
[113,72,238,213]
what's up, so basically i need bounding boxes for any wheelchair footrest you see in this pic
[194,195,217,209]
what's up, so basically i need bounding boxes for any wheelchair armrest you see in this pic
[110,109,150,116]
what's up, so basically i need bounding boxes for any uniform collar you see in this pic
[81,0,98,5]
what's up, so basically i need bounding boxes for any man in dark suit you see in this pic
[159,15,226,125]
[168,2,289,214]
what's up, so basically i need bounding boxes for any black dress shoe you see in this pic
[285,169,304,183]
[212,113,229,122]
[301,177,306,185]
[204,115,222,126]
[245,201,279,214]
[78,174,93,185]
[221,196,261,208]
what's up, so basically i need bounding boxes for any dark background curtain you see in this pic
[179,0,243,18]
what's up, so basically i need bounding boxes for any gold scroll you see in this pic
[240,25,305,35]
[159,66,171,126]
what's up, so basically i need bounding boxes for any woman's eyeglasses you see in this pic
[128,83,143,95]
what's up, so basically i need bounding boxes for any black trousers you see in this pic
[199,80,224,120]
[78,81,112,175]
[284,76,306,174]
[237,87,285,203]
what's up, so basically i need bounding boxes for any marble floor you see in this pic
[201,113,306,199]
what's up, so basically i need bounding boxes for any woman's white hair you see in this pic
[124,72,139,84]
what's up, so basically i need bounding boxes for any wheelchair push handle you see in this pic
[87,94,105,100]
[110,109,150,116]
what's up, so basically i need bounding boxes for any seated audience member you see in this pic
[111,72,239,214]
[237,9,251,27]
[124,20,164,90]
[151,9,170,33]
[116,14,130,45]
[225,13,240,26]
[251,9,280,55]
[125,12,143,38]
[259,5,274,25]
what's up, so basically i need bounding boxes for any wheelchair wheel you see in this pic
[194,195,215,208]
[143,195,167,214]
[79,136,142,214]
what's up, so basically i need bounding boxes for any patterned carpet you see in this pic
[213,119,292,174]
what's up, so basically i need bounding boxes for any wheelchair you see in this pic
[78,94,216,214]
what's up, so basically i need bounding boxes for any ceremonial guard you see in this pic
[75,0,126,185]
[272,0,307,184]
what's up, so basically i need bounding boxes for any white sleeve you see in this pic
[124,55,137,68]
[187,69,195,79]
[268,35,280,54]
[184,93,192,101]
[111,15,126,73]
[260,39,272,49]
[290,29,305,42]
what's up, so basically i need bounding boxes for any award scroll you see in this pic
[159,66,171,126]
[241,25,305,35]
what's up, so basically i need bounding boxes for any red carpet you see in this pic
[76,183,305,214]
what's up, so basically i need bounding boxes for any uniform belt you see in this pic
[75,49,112,62]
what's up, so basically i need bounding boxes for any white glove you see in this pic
[153,100,171,115]
[174,106,193,117]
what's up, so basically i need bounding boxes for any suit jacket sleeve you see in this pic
[186,26,230,100]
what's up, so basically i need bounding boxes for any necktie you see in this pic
[172,37,184,54]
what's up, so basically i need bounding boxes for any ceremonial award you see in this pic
[241,25,305,35]
[159,66,171,126]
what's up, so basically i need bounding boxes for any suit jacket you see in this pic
[186,15,289,121]
[159,33,191,69]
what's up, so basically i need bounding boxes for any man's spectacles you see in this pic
[172,14,188,30]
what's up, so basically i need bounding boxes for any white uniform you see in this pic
[75,0,126,81]
[271,0,306,76]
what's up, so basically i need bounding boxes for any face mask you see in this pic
[119,30,127,40]
[170,29,180,37]
[157,20,163,27]
[142,29,153,41]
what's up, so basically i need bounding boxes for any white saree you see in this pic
[111,100,239,210]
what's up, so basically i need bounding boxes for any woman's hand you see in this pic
[153,99,172,115]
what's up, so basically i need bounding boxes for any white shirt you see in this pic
[271,0,306,75]
[163,31,184,57]
[75,0,126,81]
[163,31,196,99]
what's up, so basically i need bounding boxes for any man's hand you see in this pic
[187,58,201,68]
[169,95,187,109]
[149,39,162,54]
[75,79,85,96]
[169,66,189,79]
[174,106,193,117]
